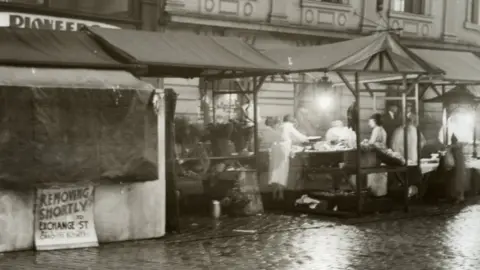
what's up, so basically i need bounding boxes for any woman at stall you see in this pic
[269,115,309,200]
[366,113,387,148]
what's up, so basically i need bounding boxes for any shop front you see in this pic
[0,0,159,30]
[0,25,289,252]
[0,28,166,253]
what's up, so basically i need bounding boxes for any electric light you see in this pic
[449,110,475,143]
[315,73,333,111]
[317,93,333,110]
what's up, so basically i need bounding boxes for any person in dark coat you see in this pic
[347,101,358,132]
[383,104,400,148]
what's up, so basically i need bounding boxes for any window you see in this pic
[392,0,425,14]
[321,0,348,3]
[49,0,133,18]
[0,0,44,4]
[471,0,480,24]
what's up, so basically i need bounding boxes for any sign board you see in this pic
[34,186,98,250]
[0,12,119,31]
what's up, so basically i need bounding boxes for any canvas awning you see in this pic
[424,85,480,105]
[85,27,287,78]
[0,66,154,91]
[264,32,443,75]
[0,28,134,70]
[410,49,480,84]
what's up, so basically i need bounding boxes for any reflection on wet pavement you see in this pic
[3,203,480,269]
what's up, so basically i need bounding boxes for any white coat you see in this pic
[268,122,308,187]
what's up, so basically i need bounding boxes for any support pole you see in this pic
[442,85,448,145]
[155,89,167,234]
[253,77,259,158]
[354,72,363,216]
[401,76,409,212]
[474,104,478,158]
[211,80,217,123]
[253,77,266,192]
[415,84,421,164]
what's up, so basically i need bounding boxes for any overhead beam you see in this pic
[384,50,399,72]
[364,54,377,71]
[378,52,384,71]
[363,83,374,97]
[337,72,357,97]
[404,75,423,95]
[430,84,442,97]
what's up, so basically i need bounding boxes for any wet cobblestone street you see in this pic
[3,200,480,270]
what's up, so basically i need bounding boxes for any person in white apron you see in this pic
[269,115,309,200]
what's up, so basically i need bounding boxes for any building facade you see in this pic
[161,0,480,138]
[1,0,479,136]
[0,0,160,30]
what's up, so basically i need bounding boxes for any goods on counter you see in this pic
[303,140,351,152]
[373,145,406,166]
[207,122,235,156]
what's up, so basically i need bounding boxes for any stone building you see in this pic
[162,0,480,138]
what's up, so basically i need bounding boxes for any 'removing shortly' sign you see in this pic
[0,12,119,31]
[34,186,98,250]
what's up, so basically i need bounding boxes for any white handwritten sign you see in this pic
[34,186,98,250]
[0,12,119,31]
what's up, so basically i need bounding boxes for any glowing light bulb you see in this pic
[317,94,333,110]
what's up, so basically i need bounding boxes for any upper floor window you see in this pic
[0,0,44,4]
[49,0,133,18]
[320,0,349,3]
[392,0,425,14]
[471,0,480,24]
[0,0,135,19]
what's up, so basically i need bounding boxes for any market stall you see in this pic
[262,31,443,215]
[376,48,480,201]
[422,85,480,200]
[0,28,164,252]
[84,27,288,220]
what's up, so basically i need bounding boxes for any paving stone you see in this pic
[3,200,480,269]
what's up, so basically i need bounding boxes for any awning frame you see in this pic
[84,27,288,79]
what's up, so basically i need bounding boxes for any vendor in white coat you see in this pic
[269,114,309,200]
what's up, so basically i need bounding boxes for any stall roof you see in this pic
[410,49,480,84]
[0,66,154,91]
[264,32,443,75]
[0,28,132,70]
[85,27,287,78]
[424,85,480,104]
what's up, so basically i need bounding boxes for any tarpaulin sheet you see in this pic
[0,28,130,69]
[412,49,480,83]
[0,67,157,188]
[264,32,443,75]
[85,27,286,77]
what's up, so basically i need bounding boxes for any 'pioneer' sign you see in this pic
[0,12,119,31]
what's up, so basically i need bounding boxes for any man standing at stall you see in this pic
[269,115,309,200]
[383,103,400,148]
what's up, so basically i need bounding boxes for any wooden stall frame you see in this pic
[337,72,422,214]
